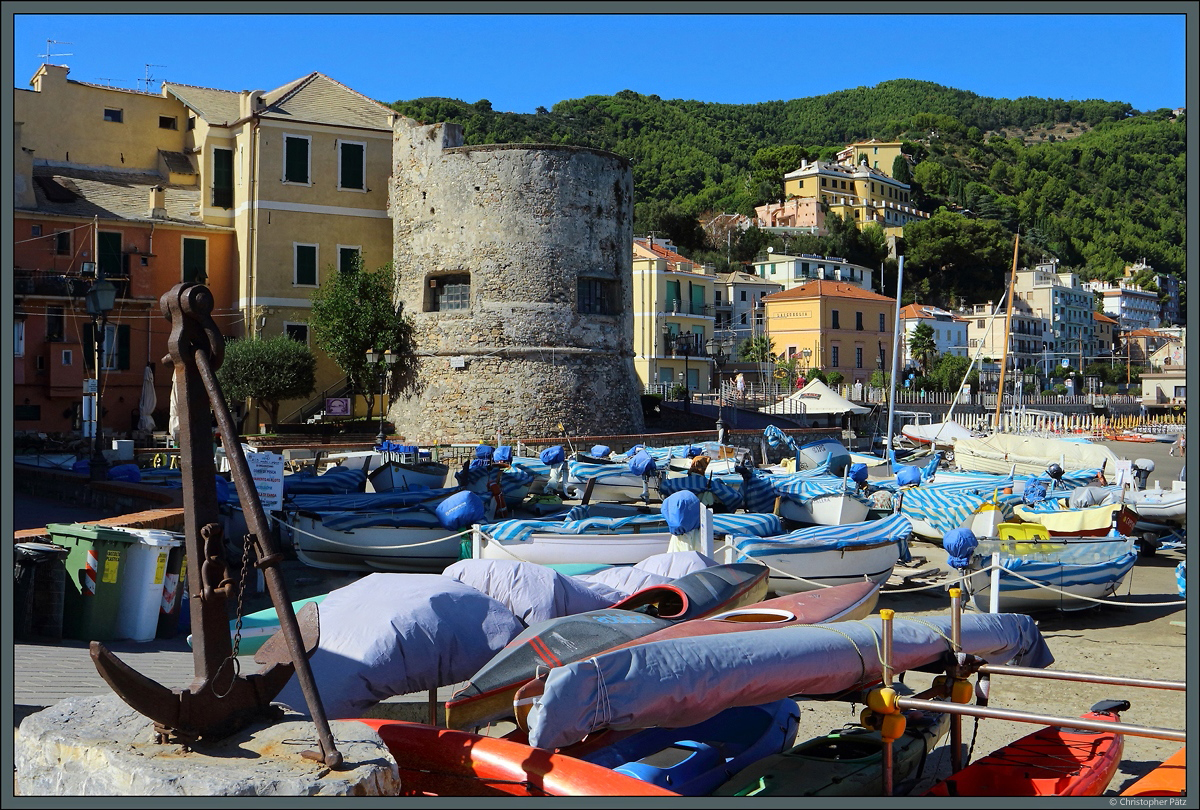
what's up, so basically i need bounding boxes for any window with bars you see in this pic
[578,278,617,315]
[429,275,470,311]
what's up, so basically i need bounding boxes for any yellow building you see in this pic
[16,64,399,425]
[631,238,716,393]
[762,280,896,387]
[835,139,907,174]
[781,158,926,240]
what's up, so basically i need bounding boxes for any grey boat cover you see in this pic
[273,574,524,719]
[524,612,1053,749]
[577,550,718,592]
[442,558,632,624]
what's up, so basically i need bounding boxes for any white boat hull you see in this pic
[474,531,675,566]
[288,514,465,573]
[368,461,450,492]
[745,541,901,594]
[964,539,1138,613]
[776,493,870,526]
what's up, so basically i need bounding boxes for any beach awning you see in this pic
[760,379,870,416]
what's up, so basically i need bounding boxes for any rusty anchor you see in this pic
[90,282,342,767]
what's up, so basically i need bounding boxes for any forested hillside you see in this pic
[388,79,1185,310]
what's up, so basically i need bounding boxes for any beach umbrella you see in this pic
[168,378,180,446]
[137,364,157,432]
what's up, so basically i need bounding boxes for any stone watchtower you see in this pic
[387,118,645,444]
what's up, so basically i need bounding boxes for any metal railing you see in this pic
[278,376,352,425]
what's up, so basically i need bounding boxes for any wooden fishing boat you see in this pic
[730,513,912,593]
[564,456,660,503]
[352,718,678,796]
[1120,746,1186,796]
[286,508,470,573]
[950,433,1119,478]
[367,459,450,492]
[471,512,692,566]
[964,535,1139,613]
[776,491,871,526]
[507,699,801,796]
[923,700,1128,796]
[715,706,951,796]
[443,563,769,730]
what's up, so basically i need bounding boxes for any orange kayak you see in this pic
[924,701,1127,797]
[1121,747,1186,796]
[352,718,678,796]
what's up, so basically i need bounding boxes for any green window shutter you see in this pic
[285,137,309,183]
[183,238,207,283]
[98,232,123,278]
[340,143,364,190]
[117,324,131,370]
[296,245,317,285]
[82,323,95,371]
[213,148,234,207]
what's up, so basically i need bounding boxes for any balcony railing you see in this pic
[14,269,131,300]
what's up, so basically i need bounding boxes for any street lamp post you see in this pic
[85,274,117,481]
[707,336,730,444]
[366,348,399,446]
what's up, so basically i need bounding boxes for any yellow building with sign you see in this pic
[762,280,896,387]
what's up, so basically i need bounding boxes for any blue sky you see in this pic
[9,11,1190,114]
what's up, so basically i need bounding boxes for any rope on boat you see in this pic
[711,540,1187,609]
[273,513,473,552]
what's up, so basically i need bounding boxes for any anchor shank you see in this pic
[195,345,342,766]
[171,309,234,682]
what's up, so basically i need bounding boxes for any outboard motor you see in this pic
[1131,458,1155,490]
[1045,462,1065,489]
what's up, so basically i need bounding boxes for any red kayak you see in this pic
[444,562,769,729]
[1120,746,1186,796]
[924,700,1128,797]
[352,718,678,796]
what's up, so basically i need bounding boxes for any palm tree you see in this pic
[908,323,938,376]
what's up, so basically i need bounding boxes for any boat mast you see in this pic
[992,232,1021,429]
[884,256,904,470]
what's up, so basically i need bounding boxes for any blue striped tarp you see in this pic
[318,507,443,531]
[712,512,783,538]
[481,512,672,545]
[658,473,743,509]
[733,513,913,557]
[283,466,367,495]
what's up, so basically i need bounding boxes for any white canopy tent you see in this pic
[760,379,871,416]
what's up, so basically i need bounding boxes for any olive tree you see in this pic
[216,335,316,428]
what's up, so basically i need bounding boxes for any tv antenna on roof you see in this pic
[40,39,72,63]
[140,63,167,93]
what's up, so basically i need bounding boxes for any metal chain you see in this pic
[230,532,254,658]
[210,532,254,699]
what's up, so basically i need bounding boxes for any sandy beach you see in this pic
[12,437,1189,796]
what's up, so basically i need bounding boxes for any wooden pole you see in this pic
[993,233,1020,427]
